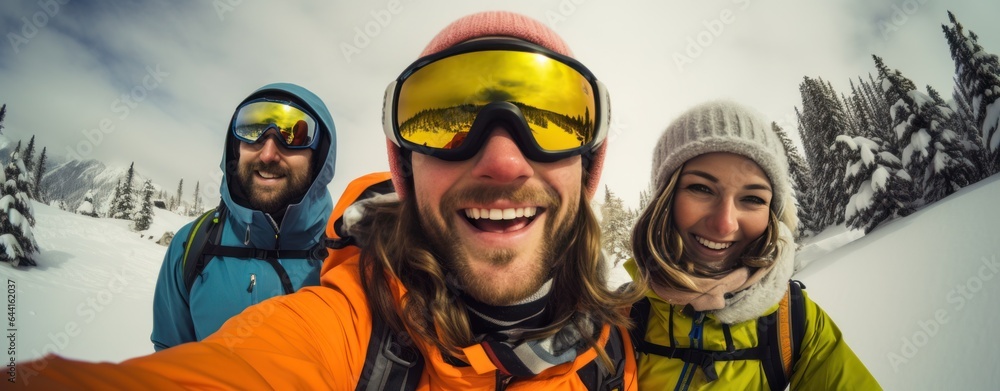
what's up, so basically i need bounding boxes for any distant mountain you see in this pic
[40,159,158,214]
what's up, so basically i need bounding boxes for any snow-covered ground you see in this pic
[3,175,999,389]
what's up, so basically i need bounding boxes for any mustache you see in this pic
[441,184,560,210]
[246,161,289,176]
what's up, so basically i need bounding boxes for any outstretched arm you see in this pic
[14,276,372,389]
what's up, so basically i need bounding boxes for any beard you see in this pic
[236,160,313,214]
[418,184,580,305]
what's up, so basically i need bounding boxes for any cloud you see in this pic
[0,0,997,210]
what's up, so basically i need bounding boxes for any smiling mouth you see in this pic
[463,207,540,233]
[695,235,732,250]
[257,171,285,180]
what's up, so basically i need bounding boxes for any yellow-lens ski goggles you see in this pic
[232,99,319,149]
[382,38,610,162]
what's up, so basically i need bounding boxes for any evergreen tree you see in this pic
[920,86,980,201]
[875,56,977,206]
[32,147,47,201]
[599,186,633,267]
[76,189,99,217]
[0,104,6,135]
[874,55,933,207]
[951,86,990,179]
[772,122,817,238]
[797,76,852,229]
[943,11,1000,174]
[173,178,183,212]
[132,180,154,231]
[0,149,38,266]
[190,181,202,216]
[22,136,36,173]
[111,163,137,219]
[108,180,122,218]
[837,135,914,234]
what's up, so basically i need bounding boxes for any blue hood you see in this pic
[218,83,336,249]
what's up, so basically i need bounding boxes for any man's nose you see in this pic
[469,124,533,184]
[257,129,284,163]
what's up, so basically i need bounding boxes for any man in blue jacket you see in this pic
[151,83,337,350]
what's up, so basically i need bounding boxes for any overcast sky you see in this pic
[1,0,997,209]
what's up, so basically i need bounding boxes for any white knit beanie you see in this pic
[651,100,794,221]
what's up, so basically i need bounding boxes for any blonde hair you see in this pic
[630,164,780,293]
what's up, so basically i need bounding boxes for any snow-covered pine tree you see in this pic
[599,186,633,267]
[0,149,38,267]
[190,181,202,216]
[0,104,6,135]
[797,76,852,229]
[22,136,35,173]
[637,185,653,213]
[132,179,154,231]
[172,178,183,212]
[837,135,914,234]
[951,86,990,179]
[107,179,123,218]
[943,11,1000,174]
[772,122,816,238]
[875,55,977,206]
[31,147,47,202]
[874,55,935,207]
[111,163,136,219]
[76,189,99,217]
[923,85,981,202]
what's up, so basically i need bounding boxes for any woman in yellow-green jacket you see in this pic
[627,100,881,390]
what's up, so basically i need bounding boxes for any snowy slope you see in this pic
[2,175,999,389]
[795,174,1000,390]
[2,203,190,363]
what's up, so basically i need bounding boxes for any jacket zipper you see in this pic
[247,273,256,293]
[495,371,513,390]
[674,311,705,391]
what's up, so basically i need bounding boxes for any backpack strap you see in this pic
[628,280,807,389]
[757,279,806,391]
[180,200,322,295]
[355,312,424,391]
[181,202,227,294]
[576,325,627,391]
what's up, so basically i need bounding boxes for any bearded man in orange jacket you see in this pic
[13,11,643,390]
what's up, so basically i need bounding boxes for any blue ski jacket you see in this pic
[150,83,337,350]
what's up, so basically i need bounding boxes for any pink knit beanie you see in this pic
[386,10,608,200]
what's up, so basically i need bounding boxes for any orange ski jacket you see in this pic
[14,180,637,390]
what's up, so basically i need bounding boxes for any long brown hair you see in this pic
[353,188,643,367]
[630,164,780,293]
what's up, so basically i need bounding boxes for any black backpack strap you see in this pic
[181,200,319,295]
[576,325,626,391]
[355,315,424,391]
[627,297,652,355]
[181,202,227,294]
[628,282,809,388]
[789,280,807,365]
[758,280,807,391]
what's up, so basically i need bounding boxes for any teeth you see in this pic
[259,171,279,179]
[464,207,538,221]
[696,236,732,250]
